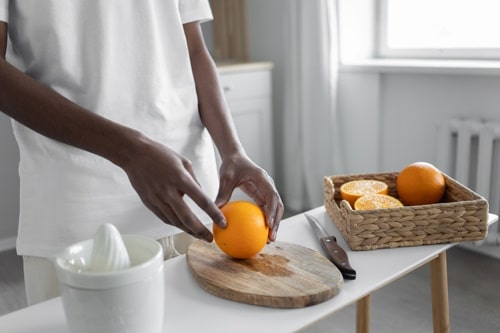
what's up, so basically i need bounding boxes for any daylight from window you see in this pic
[386,0,500,49]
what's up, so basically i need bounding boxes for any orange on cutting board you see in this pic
[213,201,269,259]
[396,161,446,206]
[340,180,389,208]
[354,193,403,210]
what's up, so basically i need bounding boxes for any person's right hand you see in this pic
[121,136,226,242]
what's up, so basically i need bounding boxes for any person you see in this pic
[0,0,283,305]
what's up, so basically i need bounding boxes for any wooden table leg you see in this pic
[356,294,370,333]
[430,252,450,333]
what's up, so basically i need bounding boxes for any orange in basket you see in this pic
[340,180,388,208]
[354,194,403,210]
[396,162,446,206]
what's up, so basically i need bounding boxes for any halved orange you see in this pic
[340,180,388,208]
[354,194,403,210]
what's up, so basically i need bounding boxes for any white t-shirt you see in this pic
[0,0,218,257]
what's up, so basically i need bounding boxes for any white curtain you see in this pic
[282,0,343,212]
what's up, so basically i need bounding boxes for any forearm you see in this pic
[0,23,6,59]
[184,23,283,235]
[0,57,144,169]
[185,23,245,160]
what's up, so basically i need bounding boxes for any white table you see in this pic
[0,207,497,333]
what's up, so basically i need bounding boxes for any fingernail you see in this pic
[218,218,227,229]
[268,217,274,229]
[271,227,278,240]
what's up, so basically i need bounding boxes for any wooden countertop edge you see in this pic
[216,61,274,74]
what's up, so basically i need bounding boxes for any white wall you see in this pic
[334,71,500,175]
[379,73,500,171]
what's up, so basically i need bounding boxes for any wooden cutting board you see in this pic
[186,240,343,308]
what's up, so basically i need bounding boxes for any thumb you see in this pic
[215,177,235,208]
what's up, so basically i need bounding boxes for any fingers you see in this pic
[238,170,284,242]
[182,160,227,229]
[148,196,214,242]
[141,172,224,241]
[124,142,225,239]
[214,171,237,208]
[255,186,284,241]
[264,191,285,242]
[215,165,284,240]
[187,184,227,229]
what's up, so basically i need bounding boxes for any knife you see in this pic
[304,214,356,280]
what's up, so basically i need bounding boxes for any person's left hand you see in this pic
[214,153,284,241]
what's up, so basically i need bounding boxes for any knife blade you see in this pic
[304,214,356,280]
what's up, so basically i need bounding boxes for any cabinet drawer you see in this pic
[218,70,272,101]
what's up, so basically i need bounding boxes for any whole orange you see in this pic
[213,201,269,259]
[396,162,446,206]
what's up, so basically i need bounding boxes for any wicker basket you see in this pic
[324,172,489,251]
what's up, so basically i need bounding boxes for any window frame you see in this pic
[376,0,500,60]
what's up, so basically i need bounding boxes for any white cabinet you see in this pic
[217,62,274,200]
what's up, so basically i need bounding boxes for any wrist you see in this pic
[102,126,148,169]
[218,143,247,162]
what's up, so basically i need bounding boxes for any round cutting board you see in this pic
[186,240,343,308]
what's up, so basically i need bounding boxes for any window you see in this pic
[378,0,500,59]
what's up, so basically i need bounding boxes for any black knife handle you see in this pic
[320,236,356,280]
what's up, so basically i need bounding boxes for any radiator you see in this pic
[436,118,500,244]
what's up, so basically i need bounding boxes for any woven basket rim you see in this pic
[323,171,489,251]
[325,171,487,207]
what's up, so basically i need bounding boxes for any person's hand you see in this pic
[214,153,284,242]
[121,137,226,242]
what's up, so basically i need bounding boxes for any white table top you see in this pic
[1,207,497,333]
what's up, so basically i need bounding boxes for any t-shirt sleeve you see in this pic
[179,0,213,24]
[0,0,8,23]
